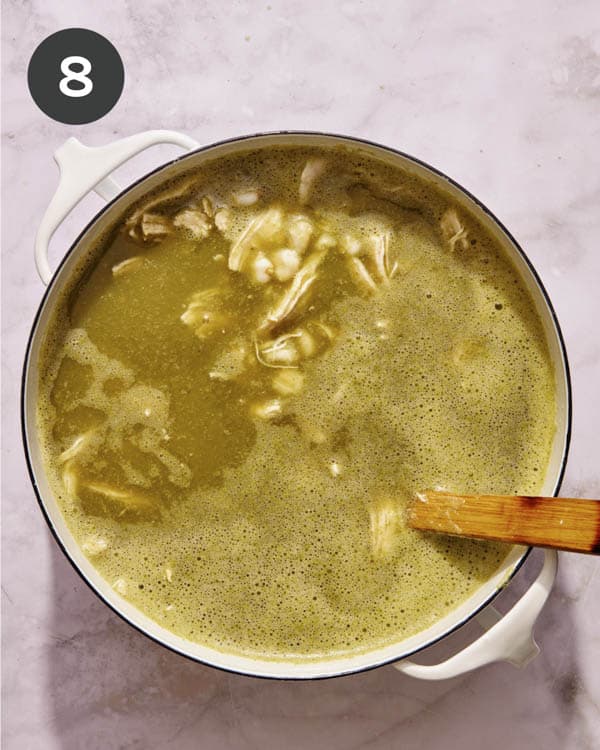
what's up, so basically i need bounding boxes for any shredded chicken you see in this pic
[299,157,328,204]
[346,256,378,294]
[227,208,316,286]
[272,369,305,395]
[440,208,469,251]
[312,321,336,341]
[250,398,282,420]
[314,233,337,252]
[255,331,301,368]
[82,536,108,556]
[286,215,314,254]
[202,196,214,217]
[340,231,395,290]
[340,234,362,257]
[173,207,212,240]
[232,189,260,206]
[137,212,172,242]
[369,233,391,284]
[58,432,93,463]
[180,289,229,339]
[369,498,403,558]
[126,177,199,227]
[296,328,316,357]
[208,341,249,381]
[112,257,144,277]
[260,248,328,332]
[61,461,79,498]
[229,206,284,272]
[113,578,128,595]
[124,177,215,243]
[85,482,134,500]
[214,207,232,233]
[85,481,158,516]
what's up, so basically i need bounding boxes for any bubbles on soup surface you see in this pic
[36,145,555,659]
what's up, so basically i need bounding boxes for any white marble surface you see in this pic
[2,0,600,747]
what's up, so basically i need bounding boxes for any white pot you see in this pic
[22,130,572,680]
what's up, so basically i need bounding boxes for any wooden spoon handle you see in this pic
[407,491,600,554]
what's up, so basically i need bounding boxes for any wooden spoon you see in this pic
[407,491,600,554]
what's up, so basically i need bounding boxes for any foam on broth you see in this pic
[36,145,556,660]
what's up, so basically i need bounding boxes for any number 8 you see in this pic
[59,56,93,98]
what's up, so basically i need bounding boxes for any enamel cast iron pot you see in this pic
[22,130,572,680]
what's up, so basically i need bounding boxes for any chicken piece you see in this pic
[257,321,334,370]
[369,498,403,558]
[112,257,144,277]
[311,321,336,342]
[232,189,260,206]
[346,256,378,294]
[272,369,305,396]
[229,207,284,272]
[286,215,314,254]
[208,340,249,381]
[339,234,362,257]
[260,248,328,332]
[138,213,172,242]
[214,207,232,233]
[298,320,337,358]
[61,461,79,499]
[173,207,212,240]
[113,578,128,595]
[126,177,198,223]
[369,233,392,284]
[124,176,200,241]
[180,289,229,339]
[299,157,328,204]
[201,196,215,217]
[58,432,93,463]
[296,328,316,357]
[440,208,470,252]
[85,481,159,519]
[250,398,283,420]
[341,231,396,289]
[314,233,337,252]
[255,331,301,368]
[82,536,108,556]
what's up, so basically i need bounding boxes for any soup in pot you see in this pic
[36,145,556,660]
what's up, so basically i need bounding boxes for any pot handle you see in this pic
[393,548,557,680]
[34,130,199,285]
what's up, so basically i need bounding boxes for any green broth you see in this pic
[37,146,556,660]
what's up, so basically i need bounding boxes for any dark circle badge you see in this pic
[27,28,124,125]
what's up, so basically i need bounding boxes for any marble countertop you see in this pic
[2,1,599,747]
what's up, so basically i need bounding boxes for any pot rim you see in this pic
[21,130,572,680]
